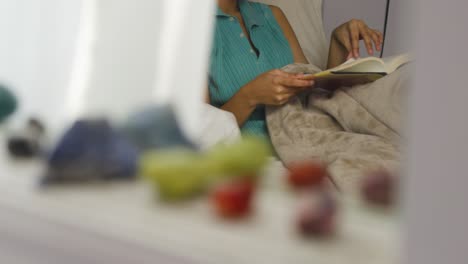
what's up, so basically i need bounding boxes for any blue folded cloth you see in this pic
[122,105,197,151]
[42,119,139,184]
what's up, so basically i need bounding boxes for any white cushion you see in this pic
[196,104,241,149]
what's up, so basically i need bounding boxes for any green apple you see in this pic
[140,137,271,202]
[206,136,271,179]
[140,149,215,201]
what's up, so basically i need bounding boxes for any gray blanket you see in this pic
[266,64,409,194]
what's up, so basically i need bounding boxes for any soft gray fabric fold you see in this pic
[266,64,409,194]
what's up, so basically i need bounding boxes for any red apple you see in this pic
[287,161,328,189]
[212,179,255,218]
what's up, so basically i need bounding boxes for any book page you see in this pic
[343,57,357,65]
[329,57,384,73]
[334,59,386,73]
[382,53,411,73]
[310,54,410,80]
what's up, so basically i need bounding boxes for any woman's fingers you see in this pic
[375,30,384,43]
[337,31,353,55]
[279,77,314,87]
[334,20,386,59]
[273,73,314,87]
[370,30,382,51]
[270,69,292,78]
[272,81,315,106]
[348,20,361,58]
[362,30,374,55]
[273,93,294,105]
[360,27,374,55]
[271,69,307,80]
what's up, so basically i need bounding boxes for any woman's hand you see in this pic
[332,19,383,59]
[221,69,314,126]
[243,69,315,106]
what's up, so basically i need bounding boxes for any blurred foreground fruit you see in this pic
[287,161,328,190]
[212,179,255,218]
[296,191,337,238]
[141,149,213,201]
[361,170,397,207]
[141,137,270,202]
[207,136,271,177]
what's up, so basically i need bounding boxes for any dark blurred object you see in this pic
[7,118,45,158]
[361,169,397,207]
[296,190,338,238]
[0,84,18,123]
[42,119,138,185]
[123,105,196,151]
[287,161,328,190]
[212,179,256,219]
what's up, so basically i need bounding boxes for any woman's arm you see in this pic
[206,82,256,126]
[220,85,257,126]
[327,36,350,69]
[220,70,314,126]
[269,6,308,64]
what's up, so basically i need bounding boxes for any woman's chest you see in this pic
[214,22,292,72]
[209,19,293,103]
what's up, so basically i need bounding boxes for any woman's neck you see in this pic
[217,0,240,16]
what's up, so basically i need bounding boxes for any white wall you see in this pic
[0,0,164,130]
[0,0,215,140]
[0,0,82,127]
[79,0,163,121]
[382,0,412,56]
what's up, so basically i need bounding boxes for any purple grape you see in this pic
[296,191,337,237]
[362,170,397,206]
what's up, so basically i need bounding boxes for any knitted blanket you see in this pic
[266,64,409,194]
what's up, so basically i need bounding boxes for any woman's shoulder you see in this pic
[247,1,281,13]
[267,4,282,15]
[247,1,286,23]
[267,4,286,22]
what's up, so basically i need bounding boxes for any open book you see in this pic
[303,53,411,88]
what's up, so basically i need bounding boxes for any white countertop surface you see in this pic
[0,134,399,264]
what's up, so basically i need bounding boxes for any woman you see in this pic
[209,0,383,137]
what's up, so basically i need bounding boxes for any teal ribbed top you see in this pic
[209,0,294,137]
